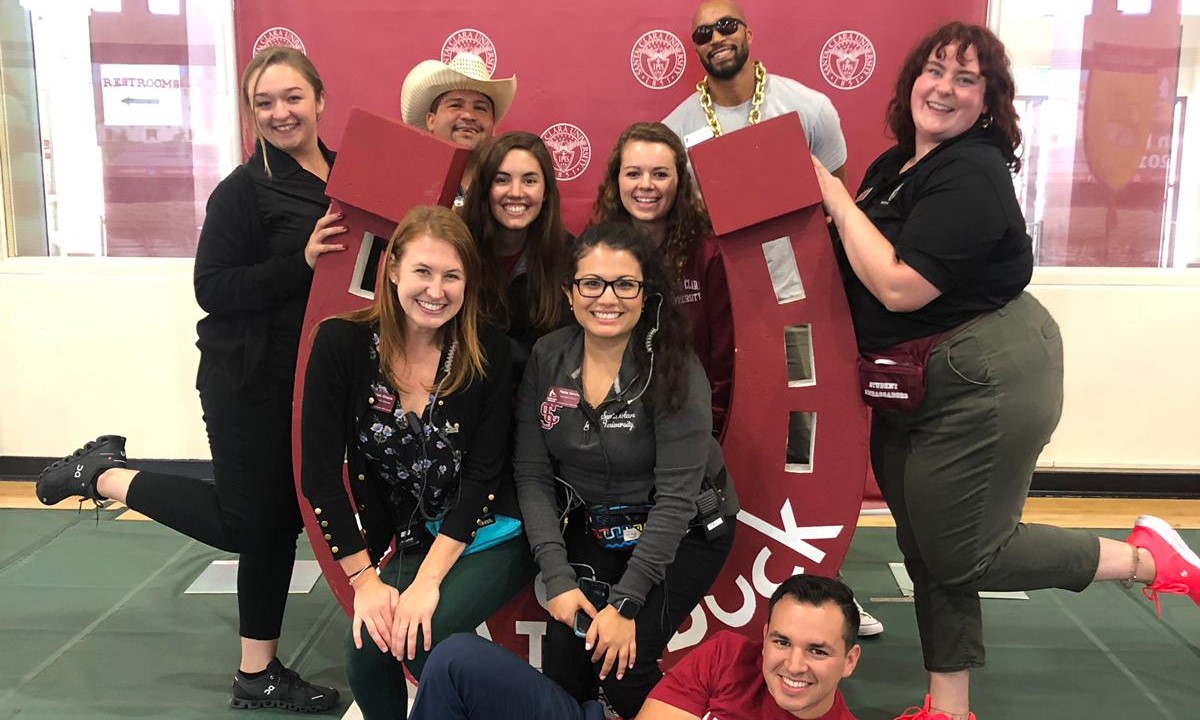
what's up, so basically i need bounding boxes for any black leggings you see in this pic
[126,375,302,640]
[543,509,735,719]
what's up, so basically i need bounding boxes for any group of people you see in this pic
[35,2,1200,720]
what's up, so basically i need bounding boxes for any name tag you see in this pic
[683,126,715,149]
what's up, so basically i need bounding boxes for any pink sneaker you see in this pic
[893,696,976,720]
[1126,515,1200,615]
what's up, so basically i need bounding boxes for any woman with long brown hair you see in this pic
[301,205,530,719]
[460,131,571,374]
[592,122,732,437]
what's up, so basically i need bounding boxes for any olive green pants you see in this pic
[344,537,534,719]
[872,293,1101,672]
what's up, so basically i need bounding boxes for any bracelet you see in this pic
[347,563,374,586]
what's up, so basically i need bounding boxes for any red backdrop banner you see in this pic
[235,1,982,229]
[242,0,987,665]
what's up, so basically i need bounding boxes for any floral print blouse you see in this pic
[356,332,463,531]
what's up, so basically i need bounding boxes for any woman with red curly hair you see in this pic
[813,21,1200,720]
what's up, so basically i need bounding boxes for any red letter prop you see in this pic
[673,112,869,650]
[291,107,469,615]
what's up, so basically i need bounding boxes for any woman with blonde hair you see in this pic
[37,46,345,712]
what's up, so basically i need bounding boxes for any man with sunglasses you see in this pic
[664,0,885,640]
[663,0,848,182]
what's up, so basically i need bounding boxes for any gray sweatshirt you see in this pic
[514,326,739,609]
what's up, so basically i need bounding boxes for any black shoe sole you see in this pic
[230,696,338,713]
[35,435,126,505]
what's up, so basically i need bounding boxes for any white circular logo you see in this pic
[541,124,592,182]
[820,30,876,91]
[441,29,498,76]
[630,30,687,90]
[252,27,306,56]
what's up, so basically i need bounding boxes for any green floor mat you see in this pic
[840,528,1200,720]
[1,511,1197,719]
[0,511,347,720]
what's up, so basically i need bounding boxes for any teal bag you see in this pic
[426,513,523,557]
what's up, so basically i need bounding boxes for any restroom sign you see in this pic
[99,64,184,127]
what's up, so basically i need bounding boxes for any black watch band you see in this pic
[610,596,642,619]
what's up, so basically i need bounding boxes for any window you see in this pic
[994,0,1200,267]
[4,0,237,257]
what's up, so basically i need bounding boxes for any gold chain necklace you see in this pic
[697,61,766,137]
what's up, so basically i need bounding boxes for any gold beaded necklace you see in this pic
[697,61,766,137]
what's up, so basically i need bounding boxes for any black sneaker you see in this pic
[230,658,340,713]
[36,435,127,505]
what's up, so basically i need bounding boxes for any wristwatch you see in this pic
[609,596,642,620]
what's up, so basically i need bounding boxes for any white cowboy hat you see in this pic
[400,53,517,128]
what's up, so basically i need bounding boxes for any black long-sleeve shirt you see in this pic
[193,139,334,392]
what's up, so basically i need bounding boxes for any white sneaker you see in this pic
[855,599,884,637]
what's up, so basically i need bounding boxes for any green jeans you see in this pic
[344,537,534,719]
[872,292,1101,672]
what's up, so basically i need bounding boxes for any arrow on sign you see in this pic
[737,500,842,564]
[121,97,161,105]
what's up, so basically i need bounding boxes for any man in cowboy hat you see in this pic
[664,0,847,182]
[401,52,517,200]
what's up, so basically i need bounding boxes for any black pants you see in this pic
[126,374,302,640]
[543,510,735,719]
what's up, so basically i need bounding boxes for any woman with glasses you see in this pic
[461,131,571,378]
[514,223,739,718]
[301,206,532,719]
[592,121,731,437]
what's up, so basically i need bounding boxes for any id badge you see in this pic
[683,126,715,149]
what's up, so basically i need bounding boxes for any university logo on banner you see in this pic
[820,30,876,90]
[541,124,591,182]
[442,29,498,75]
[252,27,306,55]
[630,30,687,90]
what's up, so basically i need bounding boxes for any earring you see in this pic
[979,112,994,129]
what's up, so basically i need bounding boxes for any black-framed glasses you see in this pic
[692,17,744,45]
[571,276,644,299]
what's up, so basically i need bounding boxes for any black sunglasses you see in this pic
[692,17,745,45]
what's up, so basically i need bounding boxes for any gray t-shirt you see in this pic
[663,73,847,172]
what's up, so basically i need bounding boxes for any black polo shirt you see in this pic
[836,128,1032,351]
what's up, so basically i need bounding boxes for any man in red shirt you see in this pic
[639,574,860,720]
[407,575,861,720]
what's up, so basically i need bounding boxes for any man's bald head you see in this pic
[692,0,747,28]
[691,0,752,80]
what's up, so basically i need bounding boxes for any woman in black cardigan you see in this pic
[301,205,531,720]
[36,47,345,712]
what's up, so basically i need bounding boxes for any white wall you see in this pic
[0,258,208,459]
[1,259,1198,471]
[1030,268,1200,472]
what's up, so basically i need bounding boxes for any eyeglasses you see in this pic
[691,17,745,45]
[571,277,645,299]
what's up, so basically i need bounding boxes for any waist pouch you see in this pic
[857,316,983,413]
[426,513,523,557]
[586,503,653,550]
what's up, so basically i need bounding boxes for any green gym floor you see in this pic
[2,503,1197,720]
